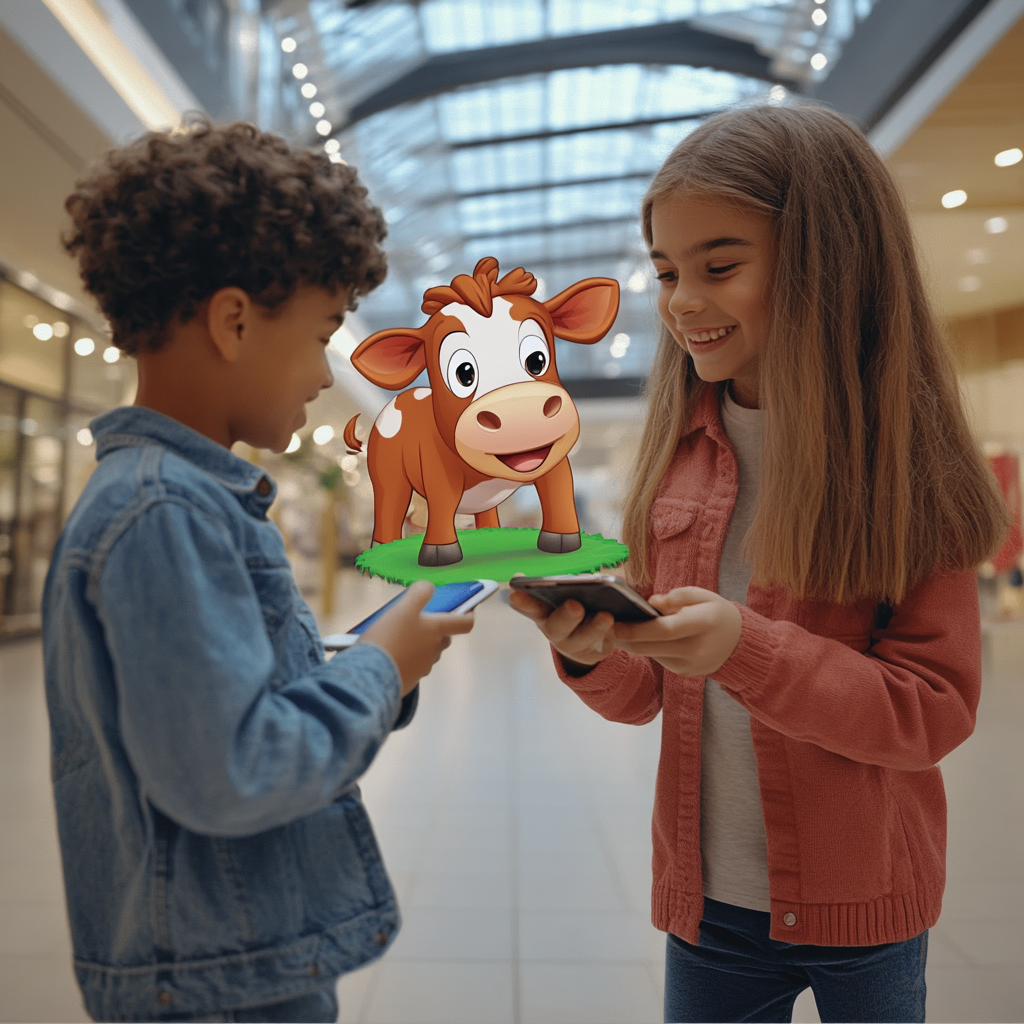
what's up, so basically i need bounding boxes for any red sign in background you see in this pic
[987,453,1023,573]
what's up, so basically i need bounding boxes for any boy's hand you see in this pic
[612,587,742,677]
[359,581,475,696]
[508,589,615,669]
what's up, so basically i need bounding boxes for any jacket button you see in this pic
[157,991,173,1006]
[256,477,272,497]
[783,912,797,926]
[377,930,389,946]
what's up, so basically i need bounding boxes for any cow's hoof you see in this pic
[538,530,582,554]
[418,541,463,567]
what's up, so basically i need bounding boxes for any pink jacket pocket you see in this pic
[651,498,700,540]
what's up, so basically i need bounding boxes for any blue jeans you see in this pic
[664,898,927,1023]
[161,986,338,1022]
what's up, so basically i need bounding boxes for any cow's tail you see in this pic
[343,414,363,453]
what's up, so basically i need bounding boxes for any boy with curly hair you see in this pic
[44,121,472,1023]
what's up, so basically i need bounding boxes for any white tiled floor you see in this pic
[1,571,1023,1023]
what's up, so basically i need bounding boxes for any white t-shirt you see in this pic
[700,388,770,911]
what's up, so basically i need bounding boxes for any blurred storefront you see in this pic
[0,269,134,638]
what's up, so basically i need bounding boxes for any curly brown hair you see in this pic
[63,119,387,354]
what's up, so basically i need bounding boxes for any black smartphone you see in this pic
[509,573,659,623]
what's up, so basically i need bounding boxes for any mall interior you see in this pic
[1,1,1023,1021]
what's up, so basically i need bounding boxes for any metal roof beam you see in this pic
[342,21,789,128]
[421,171,655,206]
[443,109,722,151]
[464,215,638,243]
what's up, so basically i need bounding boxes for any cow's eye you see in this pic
[520,335,549,377]
[445,348,478,398]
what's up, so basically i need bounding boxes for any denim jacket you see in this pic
[42,407,413,1022]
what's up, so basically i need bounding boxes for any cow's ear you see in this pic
[351,328,428,390]
[545,277,620,344]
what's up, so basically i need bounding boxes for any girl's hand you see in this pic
[613,587,742,677]
[508,590,615,668]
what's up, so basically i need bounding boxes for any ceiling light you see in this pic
[610,333,631,358]
[810,52,828,70]
[281,37,296,53]
[984,216,1009,234]
[309,101,325,117]
[301,82,317,99]
[286,434,301,454]
[627,269,648,293]
[965,248,990,264]
[324,139,340,154]
[812,9,827,25]
[994,148,1022,167]
[313,425,335,445]
[52,321,69,337]
[39,0,183,130]
[77,428,94,447]
[329,154,347,165]
[316,120,332,136]
[74,337,95,356]
[769,84,786,103]
[33,323,54,340]
[23,314,38,328]
[339,454,358,471]
[941,189,967,208]
[103,346,120,363]
[958,276,982,292]
[292,63,308,79]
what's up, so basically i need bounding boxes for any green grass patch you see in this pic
[355,528,629,585]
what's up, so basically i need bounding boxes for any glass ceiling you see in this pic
[263,0,877,382]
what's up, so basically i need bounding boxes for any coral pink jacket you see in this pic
[555,386,981,946]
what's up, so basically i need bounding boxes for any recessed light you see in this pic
[984,216,1009,234]
[994,148,1022,167]
[812,9,827,25]
[292,63,308,79]
[941,189,967,208]
[810,52,828,70]
[958,276,982,292]
[301,83,317,98]
[316,120,332,136]
[280,37,296,53]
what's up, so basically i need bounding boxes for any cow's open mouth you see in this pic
[495,445,552,473]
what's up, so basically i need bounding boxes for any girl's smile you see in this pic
[649,196,773,408]
[681,324,738,347]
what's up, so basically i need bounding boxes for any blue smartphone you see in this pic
[322,579,498,650]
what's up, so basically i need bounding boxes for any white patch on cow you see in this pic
[374,398,402,439]
[438,298,546,400]
[413,387,432,400]
[456,478,521,515]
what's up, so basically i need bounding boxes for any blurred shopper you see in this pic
[43,121,473,1023]
[512,105,1008,1024]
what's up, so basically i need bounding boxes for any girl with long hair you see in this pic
[510,104,1007,1023]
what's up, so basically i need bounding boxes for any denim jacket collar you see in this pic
[90,406,278,516]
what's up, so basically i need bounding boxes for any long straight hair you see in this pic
[622,105,1008,604]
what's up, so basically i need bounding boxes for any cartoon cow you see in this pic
[343,257,619,566]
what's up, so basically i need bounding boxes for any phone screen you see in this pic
[349,581,486,635]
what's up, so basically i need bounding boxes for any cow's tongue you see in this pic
[497,445,552,473]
